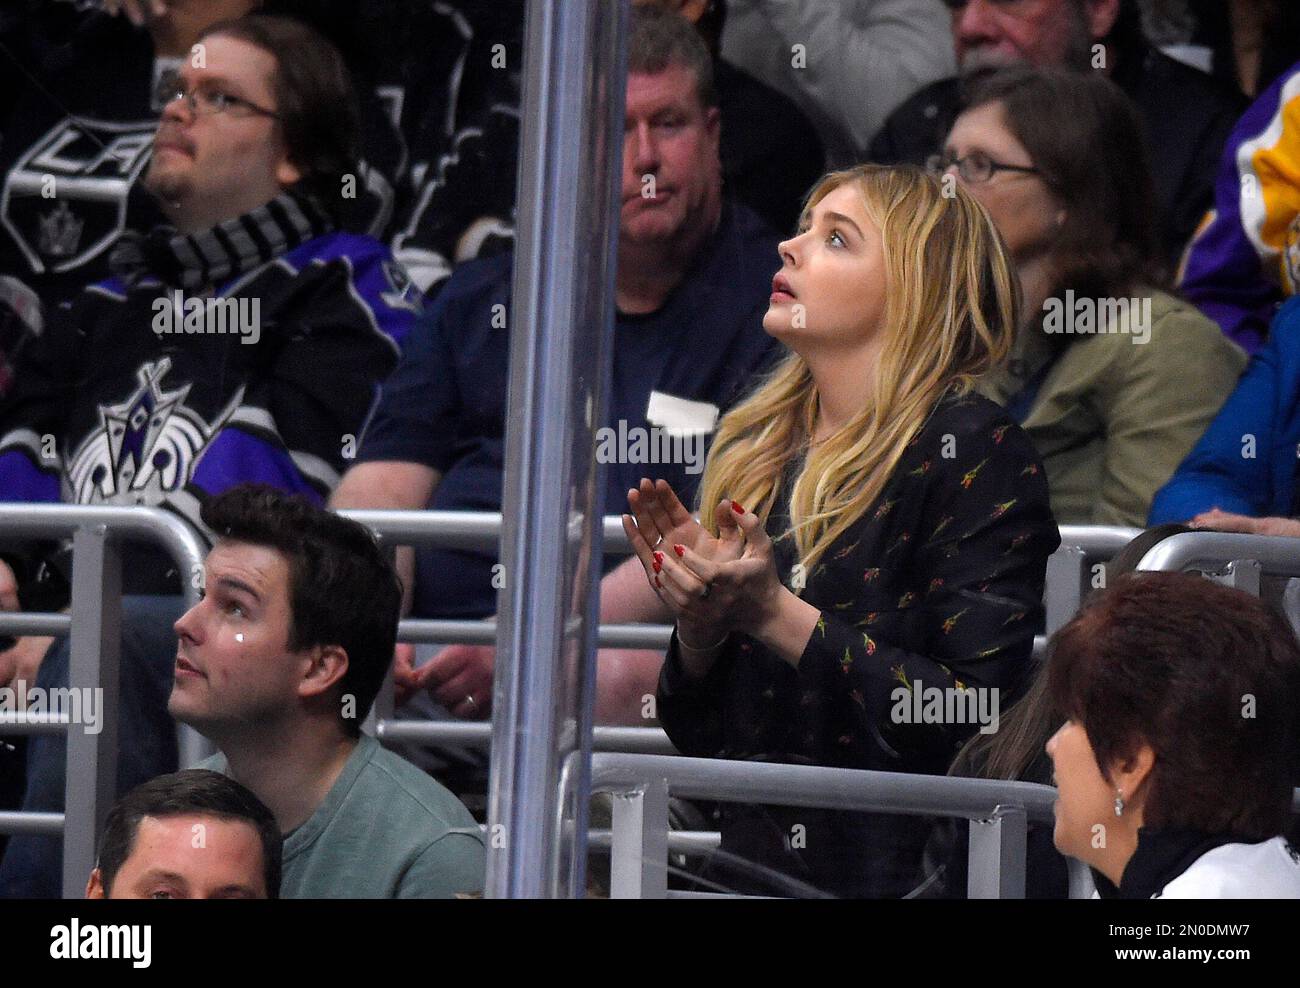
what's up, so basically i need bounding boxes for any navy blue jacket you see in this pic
[357,199,783,619]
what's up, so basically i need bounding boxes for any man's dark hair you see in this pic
[199,14,361,225]
[97,769,282,898]
[1047,572,1300,841]
[963,64,1166,301]
[201,483,402,736]
[629,4,717,109]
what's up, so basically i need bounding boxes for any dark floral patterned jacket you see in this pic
[657,387,1060,898]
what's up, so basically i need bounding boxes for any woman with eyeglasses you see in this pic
[623,165,1059,898]
[931,66,1246,528]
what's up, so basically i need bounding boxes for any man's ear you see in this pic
[275,155,303,190]
[705,104,721,152]
[1084,0,1121,40]
[297,644,348,701]
[86,868,106,899]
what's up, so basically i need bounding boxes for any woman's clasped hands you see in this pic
[621,477,785,650]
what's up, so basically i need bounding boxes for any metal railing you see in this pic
[580,754,1300,900]
[338,511,669,749]
[1136,530,1300,587]
[378,720,677,754]
[0,507,1149,899]
[1045,525,1141,634]
[0,505,206,899]
[342,516,1144,655]
[340,511,670,653]
[358,515,1136,729]
[581,752,1086,899]
[1135,530,1300,634]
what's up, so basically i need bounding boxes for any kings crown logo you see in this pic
[66,358,231,506]
[37,202,85,259]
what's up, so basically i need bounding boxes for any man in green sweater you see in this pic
[168,483,484,898]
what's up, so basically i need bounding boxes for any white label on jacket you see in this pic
[645,391,718,437]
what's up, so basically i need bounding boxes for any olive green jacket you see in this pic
[977,289,1247,527]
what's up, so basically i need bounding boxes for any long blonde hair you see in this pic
[696,164,1020,576]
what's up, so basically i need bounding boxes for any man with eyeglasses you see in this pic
[146,45,306,235]
[0,0,425,314]
[0,1,262,310]
[0,14,419,898]
[869,0,1244,261]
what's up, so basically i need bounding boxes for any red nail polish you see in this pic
[653,551,664,565]
[673,544,685,557]
[652,560,662,574]
[731,500,745,514]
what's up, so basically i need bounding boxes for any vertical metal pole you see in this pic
[1044,546,1087,636]
[62,526,122,899]
[609,779,669,899]
[486,0,629,898]
[967,805,1027,899]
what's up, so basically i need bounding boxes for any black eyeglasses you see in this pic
[163,85,280,120]
[926,149,1042,185]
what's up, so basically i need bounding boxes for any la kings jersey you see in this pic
[0,6,407,307]
[0,231,417,550]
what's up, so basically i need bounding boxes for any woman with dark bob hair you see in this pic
[1046,571,1300,898]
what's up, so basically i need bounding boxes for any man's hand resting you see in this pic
[409,643,495,720]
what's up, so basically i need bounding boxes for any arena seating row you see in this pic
[3,507,1300,897]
